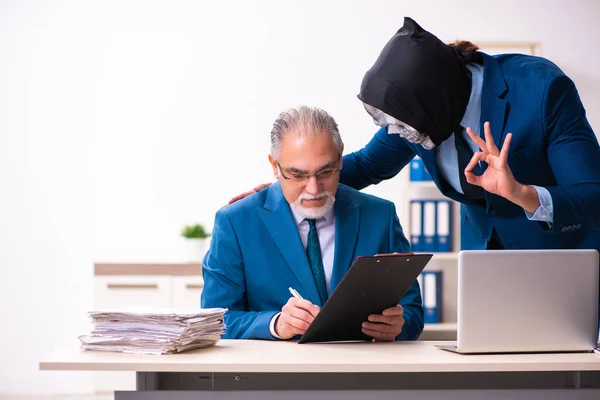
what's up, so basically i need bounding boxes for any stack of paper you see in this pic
[79,307,227,355]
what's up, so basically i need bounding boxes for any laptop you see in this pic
[438,249,599,354]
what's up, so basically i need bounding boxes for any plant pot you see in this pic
[183,238,207,262]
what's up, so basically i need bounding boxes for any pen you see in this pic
[288,287,303,300]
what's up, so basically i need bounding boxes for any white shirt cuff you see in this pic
[269,312,283,339]
[524,185,554,225]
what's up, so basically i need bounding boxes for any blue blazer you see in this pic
[201,182,424,340]
[342,53,600,252]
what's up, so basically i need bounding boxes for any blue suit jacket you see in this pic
[342,53,600,252]
[201,182,424,340]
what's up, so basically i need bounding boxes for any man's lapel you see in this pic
[257,182,322,305]
[330,185,360,293]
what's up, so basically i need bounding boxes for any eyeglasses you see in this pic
[276,160,341,184]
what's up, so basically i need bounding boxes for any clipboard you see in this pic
[298,253,433,344]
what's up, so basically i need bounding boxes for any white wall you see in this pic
[1,0,599,395]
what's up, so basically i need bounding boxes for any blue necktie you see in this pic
[306,219,328,304]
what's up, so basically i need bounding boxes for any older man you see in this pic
[201,106,423,341]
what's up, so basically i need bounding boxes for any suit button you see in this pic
[576,224,582,229]
[561,227,567,233]
[489,209,496,216]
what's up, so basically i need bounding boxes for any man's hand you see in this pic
[465,122,540,213]
[362,305,405,342]
[227,182,272,205]
[274,297,320,339]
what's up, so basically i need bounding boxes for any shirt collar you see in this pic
[460,63,484,132]
[290,204,335,226]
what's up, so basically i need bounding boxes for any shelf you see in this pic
[94,263,202,276]
[428,252,458,261]
[408,180,437,188]
[424,322,457,332]
[420,322,457,341]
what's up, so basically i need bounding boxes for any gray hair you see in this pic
[270,106,343,160]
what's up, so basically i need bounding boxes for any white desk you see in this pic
[40,340,600,399]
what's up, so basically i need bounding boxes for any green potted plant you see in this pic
[181,223,211,262]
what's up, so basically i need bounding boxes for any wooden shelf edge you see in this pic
[424,322,457,332]
[94,263,203,276]
[408,181,437,188]
[429,252,458,260]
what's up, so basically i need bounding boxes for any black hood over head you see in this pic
[358,17,472,146]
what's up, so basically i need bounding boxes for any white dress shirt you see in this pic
[269,205,336,338]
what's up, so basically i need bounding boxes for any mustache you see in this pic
[292,190,336,220]
[297,191,332,201]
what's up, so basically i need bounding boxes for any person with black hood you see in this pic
[229,17,600,255]
[341,17,600,253]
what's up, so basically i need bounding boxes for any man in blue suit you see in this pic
[341,17,600,253]
[202,106,423,341]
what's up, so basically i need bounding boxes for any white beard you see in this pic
[292,191,335,220]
